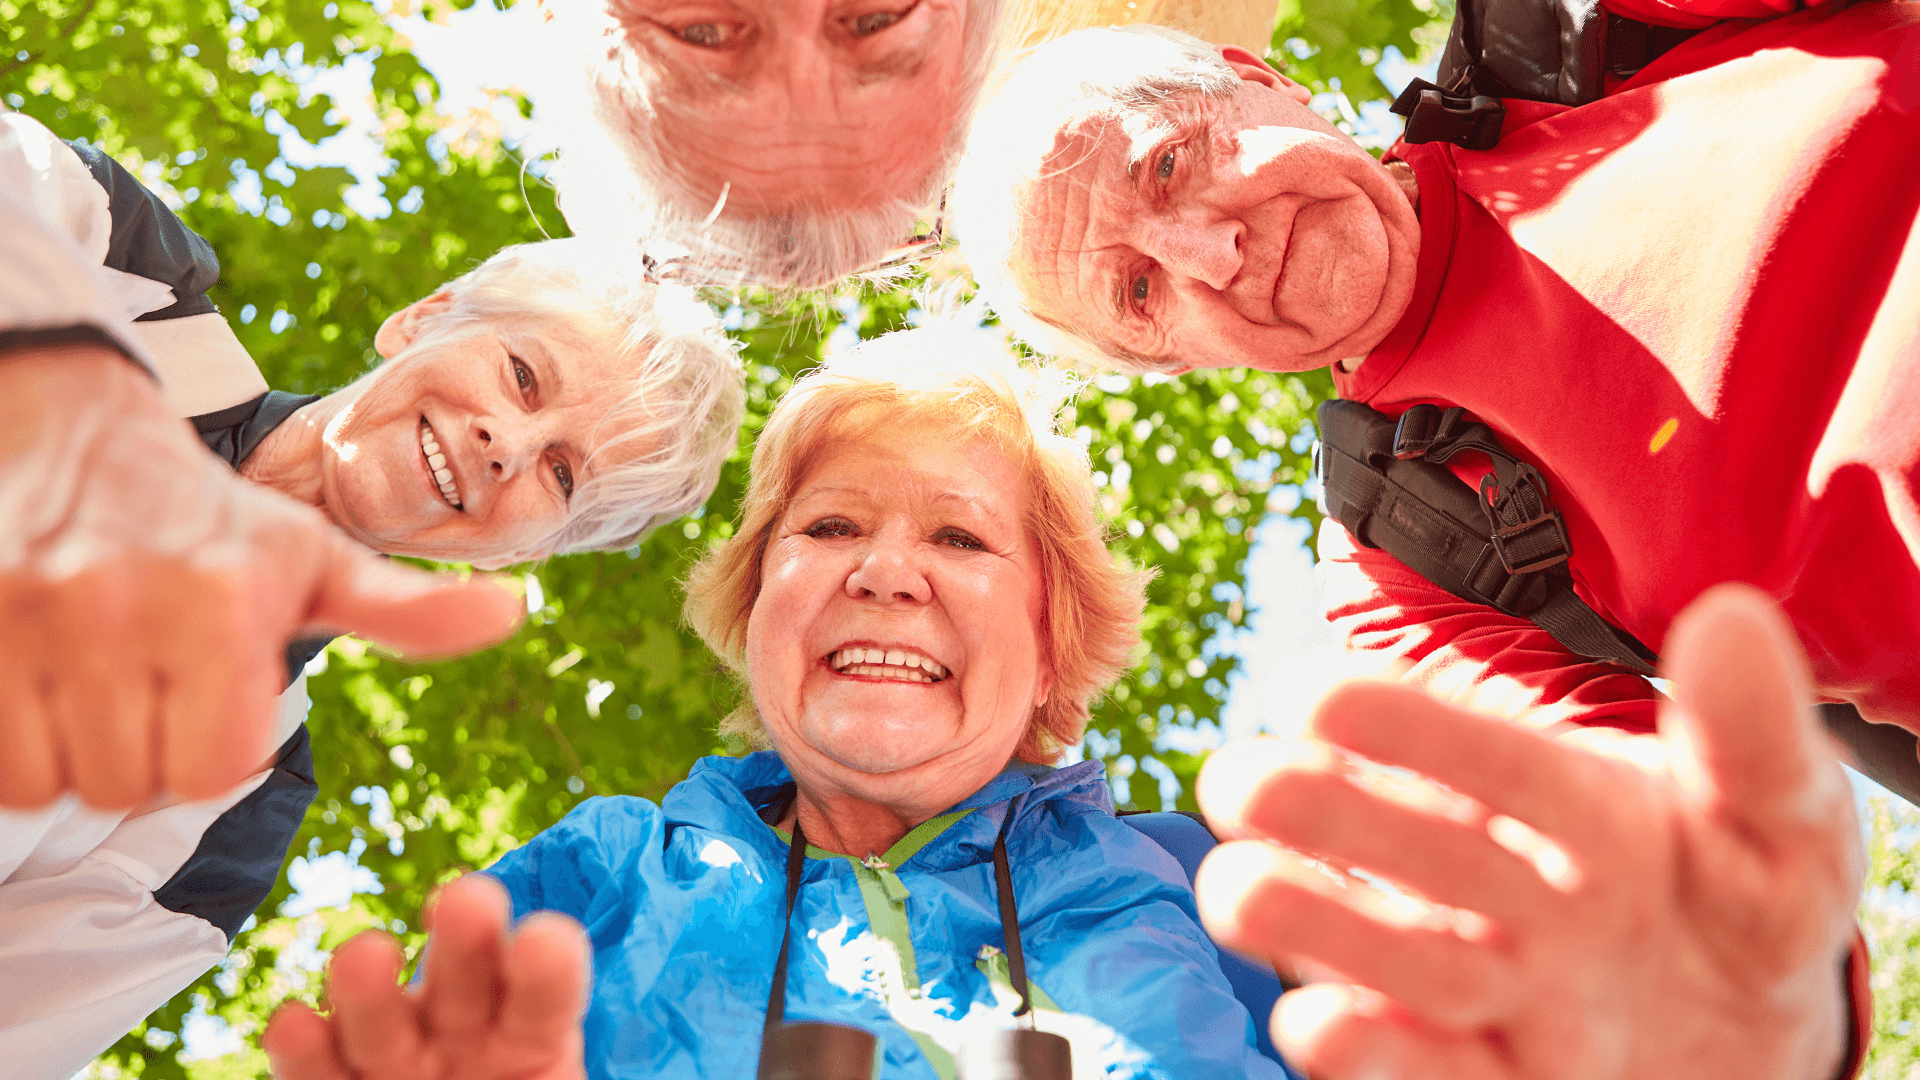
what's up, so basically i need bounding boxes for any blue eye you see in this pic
[552,459,574,498]
[806,517,856,539]
[511,358,533,391]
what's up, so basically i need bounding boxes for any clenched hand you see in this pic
[0,346,525,809]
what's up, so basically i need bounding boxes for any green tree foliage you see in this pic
[5,2,1350,1073]
[1863,796,1920,1079]
[8,1,1913,1077]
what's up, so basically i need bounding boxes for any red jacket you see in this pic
[1325,0,1920,738]
[1323,7,1915,1070]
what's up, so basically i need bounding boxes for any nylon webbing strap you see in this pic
[1316,399,1659,677]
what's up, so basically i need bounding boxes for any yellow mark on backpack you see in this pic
[1649,417,1679,454]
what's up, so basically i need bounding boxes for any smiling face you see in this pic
[315,294,636,568]
[1010,49,1421,372]
[609,0,971,217]
[744,421,1053,815]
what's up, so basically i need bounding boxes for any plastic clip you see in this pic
[1479,465,1571,574]
[1389,79,1507,151]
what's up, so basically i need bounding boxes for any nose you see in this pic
[843,536,929,604]
[472,414,538,482]
[1142,213,1244,292]
[775,17,837,118]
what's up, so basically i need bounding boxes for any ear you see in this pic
[1216,44,1312,106]
[374,290,456,359]
[1032,665,1055,711]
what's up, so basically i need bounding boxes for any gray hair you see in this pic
[427,238,744,562]
[552,0,1005,290]
[951,24,1240,373]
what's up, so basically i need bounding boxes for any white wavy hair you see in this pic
[421,238,744,562]
[951,24,1241,373]
[545,0,1005,290]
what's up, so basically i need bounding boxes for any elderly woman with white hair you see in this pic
[0,234,744,1080]
[260,325,1292,1080]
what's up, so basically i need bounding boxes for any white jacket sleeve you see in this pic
[0,678,317,1080]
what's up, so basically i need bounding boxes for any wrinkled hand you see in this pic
[1195,584,1863,1080]
[0,347,525,810]
[265,874,590,1080]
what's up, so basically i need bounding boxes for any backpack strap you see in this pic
[1393,0,1704,148]
[1316,399,1660,677]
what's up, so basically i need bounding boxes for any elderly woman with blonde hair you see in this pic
[262,324,1292,1080]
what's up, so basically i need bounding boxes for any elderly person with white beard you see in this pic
[547,0,1286,288]
[0,140,744,1077]
[258,325,1294,1080]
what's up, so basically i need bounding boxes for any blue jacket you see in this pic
[484,752,1289,1079]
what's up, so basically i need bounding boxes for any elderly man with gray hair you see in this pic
[949,6,1920,1079]
[547,0,1286,288]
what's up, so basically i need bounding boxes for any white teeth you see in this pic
[842,664,932,683]
[420,421,462,509]
[827,648,949,681]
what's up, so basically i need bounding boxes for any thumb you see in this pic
[1660,582,1844,831]
[303,540,525,659]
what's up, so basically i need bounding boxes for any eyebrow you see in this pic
[795,484,1008,524]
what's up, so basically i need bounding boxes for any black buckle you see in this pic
[1478,466,1570,574]
[1389,78,1506,151]
[1392,403,1444,458]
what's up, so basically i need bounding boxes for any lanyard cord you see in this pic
[764,806,1034,1030]
[991,804,1034,1022]
[764,812,812,1036]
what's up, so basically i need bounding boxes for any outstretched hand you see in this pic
[0,347,526,810]
[265,874,590,1080]
[1195,583,1864,1080]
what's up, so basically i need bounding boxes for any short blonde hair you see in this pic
[421,238,744,562]
[951,25,1241,372]
[683,323,1149,763]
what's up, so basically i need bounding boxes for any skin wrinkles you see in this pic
[746,426,1053,857]
[620,0,966,214]
[1012,46,1422,373]
[237,294,645,569]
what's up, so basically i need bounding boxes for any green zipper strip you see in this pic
[773,808,977,1080]
[771,808,973,994]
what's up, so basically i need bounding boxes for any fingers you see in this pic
[1660,583,1846,830]
[1196,740,1556,923]
[0,585,60,806]
[263,1001,354,1080]
[330,930,429,1075]
[1273,983,1508,1080]
[1195,840,1517,1030]
[42,563,156,810]
[305,544,524,660]
[422,873,512,1042]
[499,912,592,1048]
[158,563,278,801]
[1301,680,1609,844]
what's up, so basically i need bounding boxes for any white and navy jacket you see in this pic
[0,111,322,1080]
